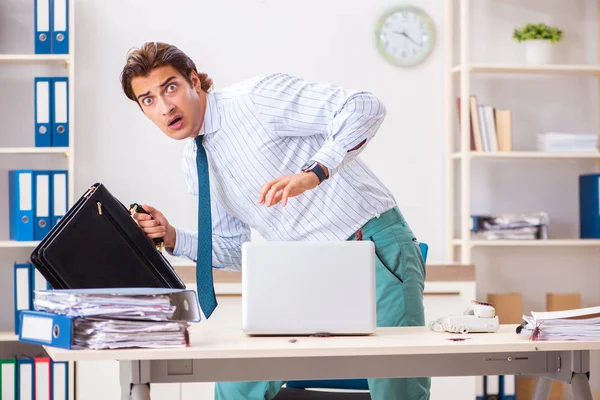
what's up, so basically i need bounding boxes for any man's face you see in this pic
[131,65,205,140]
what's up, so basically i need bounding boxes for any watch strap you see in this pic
[305,161,327,184]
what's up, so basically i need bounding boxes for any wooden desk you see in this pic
[46,325,594,400]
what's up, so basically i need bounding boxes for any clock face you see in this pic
[375,6,436,67]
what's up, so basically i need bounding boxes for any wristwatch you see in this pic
[301,161,328,184]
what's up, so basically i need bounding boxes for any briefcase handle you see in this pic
[128,203,165,253]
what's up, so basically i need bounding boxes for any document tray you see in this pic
[30,183,185,290]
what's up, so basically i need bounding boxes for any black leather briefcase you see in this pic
[30,183,185,290]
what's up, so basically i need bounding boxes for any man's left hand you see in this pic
[258,172,320,207]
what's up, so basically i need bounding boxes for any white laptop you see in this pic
[241,241,376,336]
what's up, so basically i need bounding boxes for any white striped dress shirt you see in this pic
[171,72,397,270]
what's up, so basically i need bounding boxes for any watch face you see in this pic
[375,6,436,67]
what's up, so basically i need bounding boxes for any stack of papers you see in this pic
[471,212,549,240]
[537,132,598,152]
[520,306,600,341]
[32,288,199,350]
[34,289,177,320]
[73,319,189,350]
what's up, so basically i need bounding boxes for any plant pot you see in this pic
[523,40,553,64]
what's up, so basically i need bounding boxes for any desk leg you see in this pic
[531,377,552,400]
[131,384,151,400]
[535,350,592,400]
[571,373,593,400]
[120,361,152,400]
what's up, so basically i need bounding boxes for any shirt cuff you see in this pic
[172,227,197,261]
[310,141,347,177]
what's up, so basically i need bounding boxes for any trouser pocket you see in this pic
[369,223,418,285]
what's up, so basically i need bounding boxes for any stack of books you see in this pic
[18,288,200,350]
[519,306,600,341]
[471,212,549,240]
[537,132,598,153]
[456,95,512,152]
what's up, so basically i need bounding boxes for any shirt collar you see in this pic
[198,92,221,136]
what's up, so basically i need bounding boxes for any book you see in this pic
[455,96,512,152]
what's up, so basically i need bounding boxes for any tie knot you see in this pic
[195,135,203,148]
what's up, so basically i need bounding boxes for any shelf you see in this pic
[0,332,18,342]
[0,54,70,65]
[0,147,70,155]
[0,241,40,248]
[450,151,600,160]
[452,239,600,247]
[451,64,600,76]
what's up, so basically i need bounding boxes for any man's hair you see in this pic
[120,42,213,103]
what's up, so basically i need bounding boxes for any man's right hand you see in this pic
[131,204,176,249]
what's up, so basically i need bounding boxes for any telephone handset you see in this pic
[429,302,500,334]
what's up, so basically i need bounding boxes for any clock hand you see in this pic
[391,30,422,46]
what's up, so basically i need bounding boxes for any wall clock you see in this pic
[375,5,437,67]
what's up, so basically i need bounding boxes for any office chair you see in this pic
[274,242,429,400]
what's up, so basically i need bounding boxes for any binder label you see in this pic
[1,363,15,399]
[16,268,30,311]
[54,0,67,31]
[54,173,67,216]
[21,315,53,342]
[36,361,50,400]
[36,0,49,31]
[34,269,48,295]
[19,363,33,400]
[54,81,68,124]
[19,173,32,211]
[36,174,50,217]
[36,81,50,124]
[53,363,67,400]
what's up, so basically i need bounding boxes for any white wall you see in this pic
[72,0,446,257]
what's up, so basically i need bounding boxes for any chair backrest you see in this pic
[286,241,428,392]
[419,242,428,263]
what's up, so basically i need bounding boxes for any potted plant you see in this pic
[513,23,564,64]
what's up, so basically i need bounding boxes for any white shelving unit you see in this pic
[0,147,70,155]
[0,241,40,248]
[0,1,76,398]
[444,0,600,264]
[0,332,19,342]
[0,54,71,64]
[0,15,76,249]
[453,239,600,247]
[451,63,600,75]
[451,151,600,159]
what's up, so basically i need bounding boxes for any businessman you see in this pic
[121,42,429,400]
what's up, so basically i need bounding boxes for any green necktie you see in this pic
[195,135,217,318]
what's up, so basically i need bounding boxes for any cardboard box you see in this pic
[547,293,582,312]
[487,293,523,324]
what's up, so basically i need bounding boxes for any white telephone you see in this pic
[429,302,500,334]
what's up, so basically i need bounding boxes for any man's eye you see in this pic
[143,97,153,106]
[167,84,177,92]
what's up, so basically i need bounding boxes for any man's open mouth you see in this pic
[169,116,183,127]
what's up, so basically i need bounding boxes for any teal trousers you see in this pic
[214,206,431,400]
